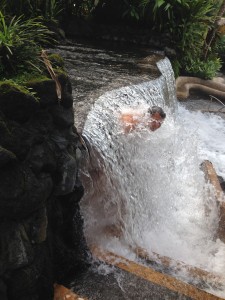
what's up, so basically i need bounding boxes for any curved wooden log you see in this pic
[176,76,225,100]
[91,245,224,300]
[54,283,87,300]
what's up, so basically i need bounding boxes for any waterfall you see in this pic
[80,58,225,284]
[156,57,177,114]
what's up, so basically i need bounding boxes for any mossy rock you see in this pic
[25,68,73,108]
[27,79,59,108]
[0,81,39,123]
[48,53,65,69]
[28,72,74,108]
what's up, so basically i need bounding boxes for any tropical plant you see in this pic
[184,56,222,79]
[140,0,189,27]
[48,1,63,22]
[71,0,100,17]
[122,0,141,20]
[1,0,224,79]
[204,0,225,59]
[0,11,53,77]
[0,0,64,22]
[139,0,222,77]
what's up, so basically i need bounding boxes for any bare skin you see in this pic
[120,111,164,133]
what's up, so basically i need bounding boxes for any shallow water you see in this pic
[53,39,162,131]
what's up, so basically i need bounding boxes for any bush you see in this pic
[140,0,223,78]
[0,11,53,77]
[0,0,63,22]
[184,56,222,79]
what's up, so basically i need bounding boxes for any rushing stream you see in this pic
[80,57,225,297]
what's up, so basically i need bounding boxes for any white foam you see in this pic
[178,105,225,179]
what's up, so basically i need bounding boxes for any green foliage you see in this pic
[184,56,222,79]
[8,72,50,85]
[216,34,225,56]
[171,59,181,78]
[139,0,222,78]
[42,0,64,22]
[48,53,65,69]
[141,0,189,26]
[0,0,64,21]
[1,0,224,79]
[71,0,100,17]
[122,0,141,20]
[0,79,38,99]
[0,11,53,77]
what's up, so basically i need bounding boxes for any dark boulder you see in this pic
[0,146,17,167]
[0,73,88,299]
[0,221,34,275]
[27,79,59,108]
[0,83,39,123]
[51,105,74,129]
[0,165,53,219]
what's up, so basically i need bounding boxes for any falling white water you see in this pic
[80,58,225,296]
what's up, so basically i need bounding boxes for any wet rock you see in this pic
[0,146,17,167]
[0,221,33,275]
[0,66,88,299]
[27,110,55,135]
[27,142,56,175]
[54,150,77,196]
[0,117,34,161]
[0,112,11,138]
[51,104,74,128]
[47,183,89,282]
[6,244,53,300]
[0,165,53,219]
[0,83,39,123]
[9,125,34,160]
[58,73,73,108]
[23,208,48,244]
[50,130,70,150]
[28,79,59,108]
[0,279,7,300]
[164,46,177,58]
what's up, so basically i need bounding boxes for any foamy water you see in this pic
[139,104,225,270]
[179,106,225,179]
[80,58,225,297]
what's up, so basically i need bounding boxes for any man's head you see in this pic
[147,106,166,131]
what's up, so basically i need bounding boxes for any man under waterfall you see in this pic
[80,105,166,240]
[120,106,166,134]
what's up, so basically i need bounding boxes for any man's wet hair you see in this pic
[148,106,166,119]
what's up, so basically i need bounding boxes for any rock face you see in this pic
[0,74,89,300]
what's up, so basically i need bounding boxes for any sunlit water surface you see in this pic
[80,58,225,297]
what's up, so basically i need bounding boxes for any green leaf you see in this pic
[164,3,171,11]
[156,0,165,8]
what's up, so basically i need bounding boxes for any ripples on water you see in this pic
[80,58,225,296]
